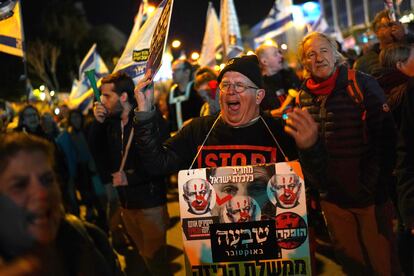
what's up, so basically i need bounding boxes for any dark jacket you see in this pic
[88,110,170,209]
[297,65,397,207]
[261,68,301,112]
[353,43,382,77]
[132,110,325,182]
[0,215,120,276]
[396,80,414,229]
[57,215,121,276]
[377,68,411,128]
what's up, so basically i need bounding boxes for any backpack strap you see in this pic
[346,69,364,106]
[347,68,368,142]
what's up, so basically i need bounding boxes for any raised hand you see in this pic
[93,102,107,123]
[112,171,128,187]
[134,69,154,112]
[284,107,319,150]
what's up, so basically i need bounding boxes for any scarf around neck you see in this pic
[305,68,339,96]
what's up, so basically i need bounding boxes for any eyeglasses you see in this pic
[219,82,258,94]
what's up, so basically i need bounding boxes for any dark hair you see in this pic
[372,9,391,32]
[0,132,54,175]
[101,72,135,106]
[380,43,412,69]
[68,109,84,130]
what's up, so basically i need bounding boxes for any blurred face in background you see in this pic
[69,112,82,131]
[375,17,405,47]
[260,46,284,75]
[22,107,40,132]
[40,113,55,135]
[172,60,190,84]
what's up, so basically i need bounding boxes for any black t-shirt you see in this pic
[166,114,298,168]
[261,68,300,111]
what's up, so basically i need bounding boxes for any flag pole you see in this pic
[18,0,30,102]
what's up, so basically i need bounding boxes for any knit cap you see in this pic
[217,55,264,88]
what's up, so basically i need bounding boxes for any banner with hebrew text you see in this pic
[178,162,311,275]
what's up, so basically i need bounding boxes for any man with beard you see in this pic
[0,132,118,275]
[89,72,171,275]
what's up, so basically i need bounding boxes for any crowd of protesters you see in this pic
[1,7,414,276]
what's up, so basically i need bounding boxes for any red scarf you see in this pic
[305,68,339,96]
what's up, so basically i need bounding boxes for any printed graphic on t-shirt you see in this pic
[197,145,277,167]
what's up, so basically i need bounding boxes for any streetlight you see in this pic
[147,5,155,15]
[190,51,200,61]
[39,92,46,101]
[264,39,277,46]
[172,40,181,49]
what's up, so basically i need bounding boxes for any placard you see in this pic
[178,162,311,275]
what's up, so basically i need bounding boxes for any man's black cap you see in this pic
[217,55,264,89]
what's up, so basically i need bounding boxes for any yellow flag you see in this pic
[0,0,24,57]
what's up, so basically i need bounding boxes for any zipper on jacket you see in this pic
[318,96,328,140]
[120,121,128,209]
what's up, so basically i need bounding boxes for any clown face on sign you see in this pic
[224,195,261,223]
[269,173,301,209]
[183,178,213,215]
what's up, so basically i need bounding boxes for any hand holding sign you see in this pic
[134,69,154,112]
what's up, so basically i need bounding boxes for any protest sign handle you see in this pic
[119,130,134,172]
[85,69,101,102]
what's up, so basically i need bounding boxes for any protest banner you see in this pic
[178,162,311,275]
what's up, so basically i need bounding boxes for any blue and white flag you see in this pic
[199,2,222,67]
[69,44,109,110]
[220,0,243,60]
[114,0,174,84]
[0,0,24,57]
[135,0,149,31]
[308,15,343,43]
[309,14,328,33]
[253,0,294,44]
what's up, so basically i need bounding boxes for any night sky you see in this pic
[81,0,277,53]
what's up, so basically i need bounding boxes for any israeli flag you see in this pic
[199,2,222,67]
[69,44,109,110]
[220,0,243,60]
[310,14,328,33]
[253,0,294,44]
